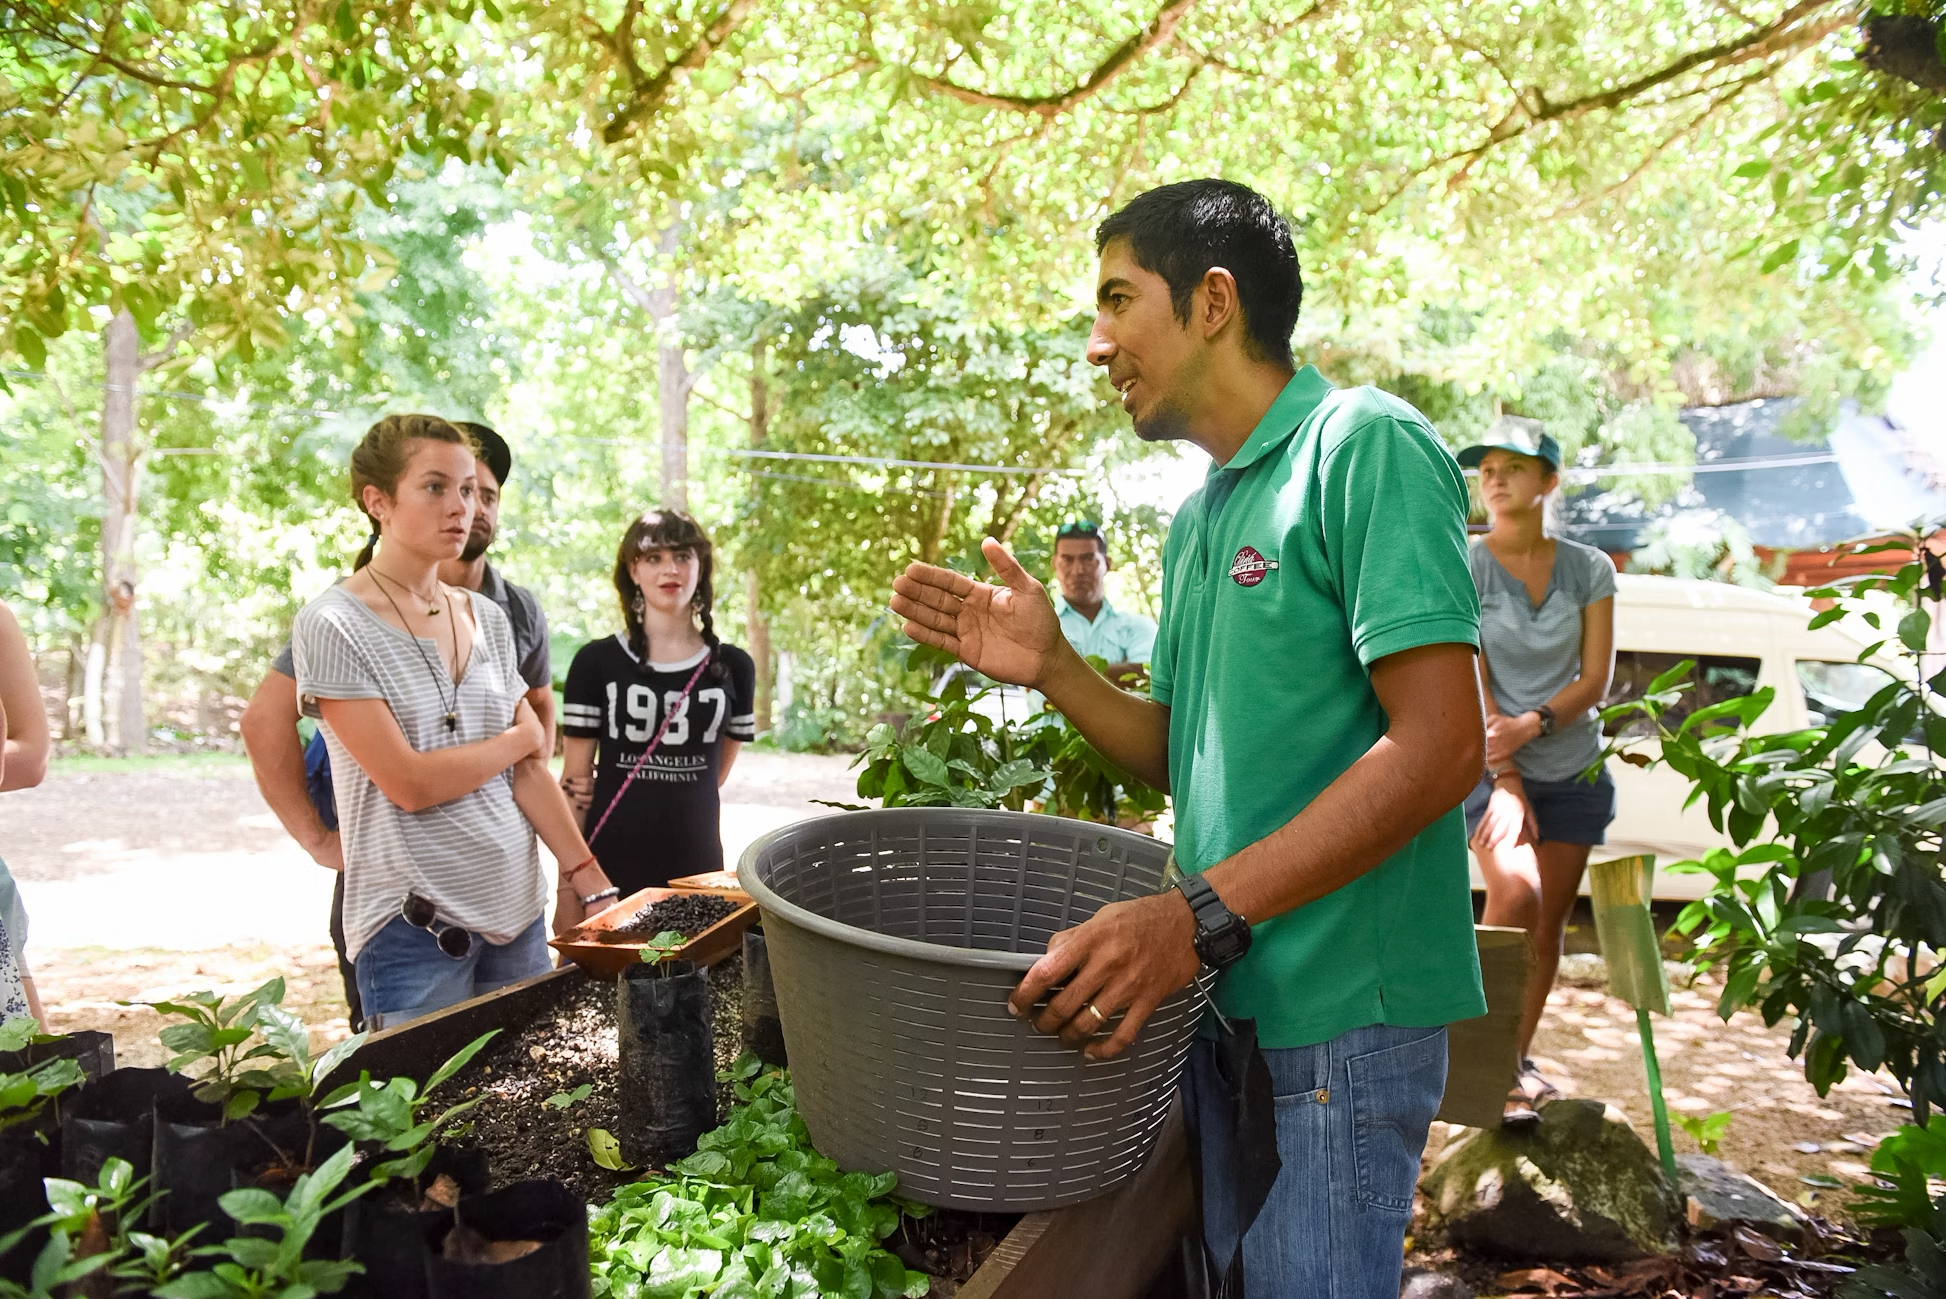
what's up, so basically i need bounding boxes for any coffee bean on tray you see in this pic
[611,892,742,938]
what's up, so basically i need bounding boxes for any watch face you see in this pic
[1198,916,1251,969]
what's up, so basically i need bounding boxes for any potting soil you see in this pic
[429,957,748,1203]
[429,962,1015,1289]
[610,891,742,937]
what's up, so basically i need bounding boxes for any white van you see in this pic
[1467,573,1909,900]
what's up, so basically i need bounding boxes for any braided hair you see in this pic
[612,508,724,681]
[349,414,477,570]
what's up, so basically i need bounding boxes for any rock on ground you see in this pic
[1419,1099,1681,1263]
[1400,1267,1475,1299]
[1675,1153,1807,1240]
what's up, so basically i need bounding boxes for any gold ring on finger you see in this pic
[1082,1002,1107,1030]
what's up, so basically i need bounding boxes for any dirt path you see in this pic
[8,750,859,1065]
[5,754,1909,1221]
[1483,971,1904,1220]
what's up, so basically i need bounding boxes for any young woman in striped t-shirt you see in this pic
[293,415,617,1029]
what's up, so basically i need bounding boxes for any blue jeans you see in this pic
[1184,1023,1448,1299]
[354,915,550,1030]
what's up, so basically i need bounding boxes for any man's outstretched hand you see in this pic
[891,537,1067,689]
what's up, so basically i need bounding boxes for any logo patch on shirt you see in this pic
[1229,546,1279,587]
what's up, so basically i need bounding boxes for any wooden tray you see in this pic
[548,886,758,979]
[666,870,752,903]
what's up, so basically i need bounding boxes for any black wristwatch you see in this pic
[1173,873,1252,972]
[1534,705,1556,737]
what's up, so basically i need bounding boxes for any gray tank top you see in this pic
[1470,538,1617,782]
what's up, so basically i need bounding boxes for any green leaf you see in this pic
[14,325,46,369]
[989,759,1046,791]
[251,1003,311,1073]
[0,1017,38,1053]
[310,1032,369,1095]
[423,1030,499,1093]
[1646,659,1698,697]
[899,745,950,787]
[1900,609,1932,654]
[543,1083,593,1110]
[217,1187,286,1226]
[1760,238,1801,274]
[587,1127,634,1171]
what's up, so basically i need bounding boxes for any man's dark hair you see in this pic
[1095,180,1300,368]
[1058,521,1105,556]
[1055,519,1108,557]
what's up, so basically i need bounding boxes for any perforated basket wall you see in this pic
[738,809,1204,1212]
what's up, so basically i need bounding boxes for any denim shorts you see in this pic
[1184,1023,1448,1298]
[354,914,550,1031]
[1463,764,1617,846]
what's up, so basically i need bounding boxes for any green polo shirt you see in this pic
[1152,366,1486,1049]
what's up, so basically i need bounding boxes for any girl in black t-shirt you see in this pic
[560,510,756,894]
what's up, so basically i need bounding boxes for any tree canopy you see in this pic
[2,0,1942,746]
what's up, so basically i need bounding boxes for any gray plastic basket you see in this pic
[738,808,1204,1212]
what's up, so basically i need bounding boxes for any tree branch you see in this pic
[1366,0,1853,215]
[692,386,751,425]
[600,0,757,143]
[890,0,1200,118]
[136,322,196,372]
[599,254,659,315]
[1544,70,1766,218]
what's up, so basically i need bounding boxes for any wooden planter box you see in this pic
[548,886,759,978]
[327,966,1192,1299]
[666,870,752,903]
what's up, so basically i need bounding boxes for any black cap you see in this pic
[455,422,511,488]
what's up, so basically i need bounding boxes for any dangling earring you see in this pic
[630,591,645,614]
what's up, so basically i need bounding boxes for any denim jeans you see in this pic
[1184,1023,1448,1299]
[354,914,550,1030]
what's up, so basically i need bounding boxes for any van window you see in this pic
[1604,651,1762,738]
[1796,661,1927,742]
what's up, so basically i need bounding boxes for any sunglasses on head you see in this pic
[401,892,472,959]
[1057,519,1102,539]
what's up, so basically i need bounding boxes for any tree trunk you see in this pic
[82,634,105,747]
[651,223,689,511]
[917,477,958,566]
[98,310,144,755]
[747,336,772,734]
[62,636,83,740]
[597,226,695,511]
[659,340,689,510]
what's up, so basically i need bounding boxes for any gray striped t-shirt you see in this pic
[292,585,544,962]
[1471,538,1618,782]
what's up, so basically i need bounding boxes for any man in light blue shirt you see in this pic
[1052,519,1156,686]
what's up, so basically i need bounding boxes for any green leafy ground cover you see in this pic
[590,1057,931,1299]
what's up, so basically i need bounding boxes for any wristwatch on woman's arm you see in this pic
[1532,705,1556,737]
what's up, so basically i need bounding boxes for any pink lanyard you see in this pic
[586,652,712,846]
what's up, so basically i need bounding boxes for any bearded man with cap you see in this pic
[239,421,555,1029]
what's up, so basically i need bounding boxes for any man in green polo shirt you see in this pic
[890,180,1486,1297]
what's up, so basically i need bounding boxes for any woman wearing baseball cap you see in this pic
[1457,418,1617,1125]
